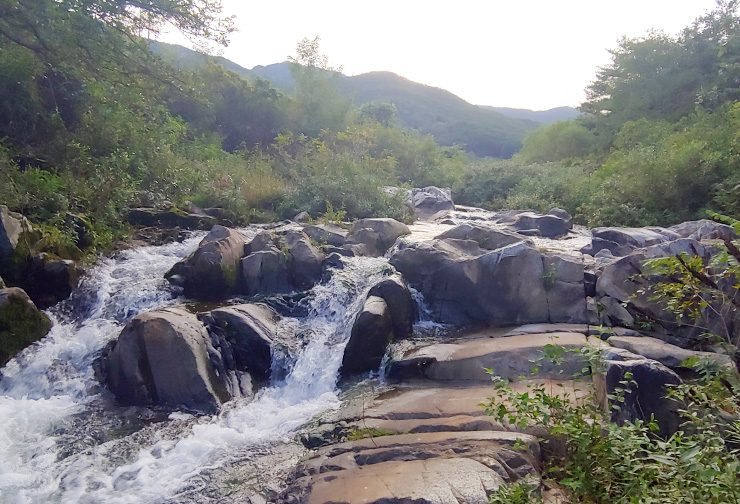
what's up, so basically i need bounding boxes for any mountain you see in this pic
[151,41,539,158]
[340,71,537,158]
[481,106,580,124]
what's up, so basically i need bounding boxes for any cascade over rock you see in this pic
[389,237,587,327]
[340,296,394,376]
[367,273,415,340]
[199,303,281,381]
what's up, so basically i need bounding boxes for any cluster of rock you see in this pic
[165,219,410,300]
[285,325,707,503]
[98,303,283,413]
[388,210,584,327]
[96,219,418,412]
[0,205,74,365]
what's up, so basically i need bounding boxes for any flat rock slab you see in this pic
[304,458,502,504]
[389,333,608,382]
[504,323,589,336]
[608,335,736,372]
[356,382,590,435]
[287,431,542,504]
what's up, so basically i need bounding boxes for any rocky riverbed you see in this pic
[0,187,737,503]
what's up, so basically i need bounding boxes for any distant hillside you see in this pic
[481,106,580,124]
[341,72,537,158]
[150,41,258,79]
[151,41,539,158]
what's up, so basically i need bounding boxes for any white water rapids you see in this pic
[0,232,393,503]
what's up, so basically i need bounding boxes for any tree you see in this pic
[287,36,351,137]
[0,0,234,76]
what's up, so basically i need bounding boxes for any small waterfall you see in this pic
[0,231,391,503]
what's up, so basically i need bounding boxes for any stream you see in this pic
[0,229,392,503]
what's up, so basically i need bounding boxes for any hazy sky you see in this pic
[162,0,720,110]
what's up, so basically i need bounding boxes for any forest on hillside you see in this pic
[1,0,740,258]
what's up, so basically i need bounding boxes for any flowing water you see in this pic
[0,231,393,503]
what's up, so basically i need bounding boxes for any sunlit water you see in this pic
[0,231,392,503]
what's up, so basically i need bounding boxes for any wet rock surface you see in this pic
[0,286,52,366]
[103,307,233,413]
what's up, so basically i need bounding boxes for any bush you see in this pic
[484,345,740,503]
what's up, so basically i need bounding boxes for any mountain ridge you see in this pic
[150,41,566,158]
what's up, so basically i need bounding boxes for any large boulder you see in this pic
[594,238,715,345]
[583,226,681,256]
[390,238,587,327]
[104,307,232,413]
[435,222,527,250]
[199,303,280,381]
[607,335,736,373]
[241,247,292,295]
[21,253,81,309]
[409,186,455,220]
[669,219,738,242]
[368,274,416,340]
[284,230,324,290]
[240,231,325,295]
[165,225,248,300]
[543,251,588,323]
[510,212,569,238]
[341,296,394,376]
[302,223,347,248]
[0,205,30,276]
[346,218,410,257]
[548,208,573,229]
[0,287,52,366]
[594,347,682,437]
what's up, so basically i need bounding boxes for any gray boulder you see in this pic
[435,222,527,250]
[669,219,738,242]
[607,335,736,373]
[283,230,324,290]
[200,303,280,381]
[0,287,52,366]
[165,225,248,300]
[346,218,410,257]
[583,226,681,256]
[22,253,81,309]
[241,247,292,295]
[368,274,416,340]
[548,208,573,229]
[303,223,347,247]
[104,307,232,413]
[543,251,588,324]
[511,212,569,238]
[390,239,584,327]
[0,205,30,276]
[594,239,714,344]
[594,347,682,437]
[410,186,455,220]
[341,296,394,376]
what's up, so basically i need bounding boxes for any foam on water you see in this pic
[0,230,390,503]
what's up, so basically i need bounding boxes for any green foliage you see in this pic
[346,427,397,441]
[515,120,598,163]
[645,212,740,352]
[484,348,740,504]
[488,480,541,504]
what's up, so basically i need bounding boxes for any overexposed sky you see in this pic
[161,0,720,110]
